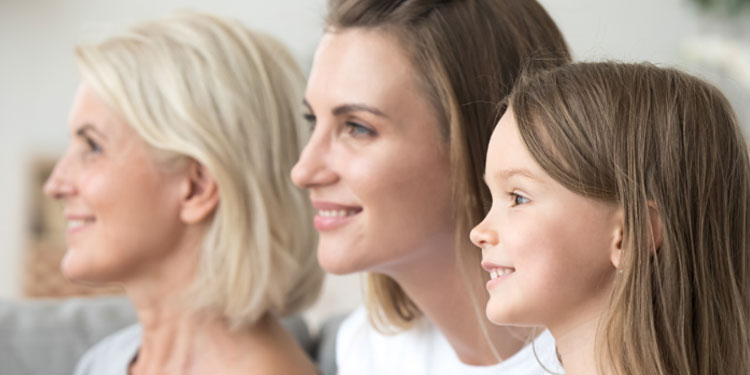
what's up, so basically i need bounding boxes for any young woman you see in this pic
[472,62,750,374]
[44,12,323,375]
[291,0,570,373]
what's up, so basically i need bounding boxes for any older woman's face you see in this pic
[291,29,455,275]
[44,84,186,283]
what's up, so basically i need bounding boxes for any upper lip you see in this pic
[481,260,514,272]
[63,213,95,221]
[311,201,363,211]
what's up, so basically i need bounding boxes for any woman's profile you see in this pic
[44,12,323,375]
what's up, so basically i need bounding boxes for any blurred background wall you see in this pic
[0,0,748,327]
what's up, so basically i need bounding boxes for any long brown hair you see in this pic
[510,62,750,374]
[325,0,570,331]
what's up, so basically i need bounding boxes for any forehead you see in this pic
[488,110,524,162]
[486,109,549,178]
[306,28,420,108]
[68,84,126,132]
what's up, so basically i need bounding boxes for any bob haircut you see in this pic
[74,12,323,329]
[325,0,570,331]
[509,62,750,374]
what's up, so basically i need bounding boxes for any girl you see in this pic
[471,62,750,374]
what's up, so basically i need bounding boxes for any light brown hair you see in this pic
[326,0,570,330]
[510,62,750,374]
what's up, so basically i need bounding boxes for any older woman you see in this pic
[44,12,322,375]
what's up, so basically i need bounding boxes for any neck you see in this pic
[121,232,315,375]
[381,241,533,366]
[550,308,607,375]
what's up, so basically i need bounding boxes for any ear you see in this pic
[179,160,219,224]
[610,208,624,269]
[647,201,663,252]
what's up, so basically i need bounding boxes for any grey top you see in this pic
[73,323,141,375]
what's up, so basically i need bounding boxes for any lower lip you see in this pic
[486,271,514,290]
[313,212,359,231]
[67,222,94,235]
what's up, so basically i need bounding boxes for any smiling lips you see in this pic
[311,202,363,231]
[489,267,514,280]
[481,261,516,290]
[65,215,95,233]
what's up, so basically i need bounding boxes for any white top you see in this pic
[73,323,141,375]
[336,307,564,375]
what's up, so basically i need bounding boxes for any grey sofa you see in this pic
[0,297,343,375]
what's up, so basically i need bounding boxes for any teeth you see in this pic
[67,218,93,230]
[489,268,514,279]
[318,209,357,218]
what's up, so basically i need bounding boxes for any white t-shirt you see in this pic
[73,323,141,375]
[336,307,564,375]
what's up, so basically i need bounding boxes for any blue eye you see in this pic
[346,121,377,137]
[511,192,530,206]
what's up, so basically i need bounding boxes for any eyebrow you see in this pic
[302,99,388,119]
[484,168,543,185]
[75,123,106,140]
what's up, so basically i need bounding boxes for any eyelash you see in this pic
[303,113,316,130]
[301,113,377,138]
[84,136,101,153]
[345,121,377,137]
[509,191,530,206]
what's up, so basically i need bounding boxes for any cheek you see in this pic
[69,169,184,279]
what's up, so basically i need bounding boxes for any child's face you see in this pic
[470,108,622,331]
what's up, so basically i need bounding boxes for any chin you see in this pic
[486,300,521,326]
[316,240,375,275]
[60,249,117,284]
[317,248,357,275]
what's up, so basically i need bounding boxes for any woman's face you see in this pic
[44,84,187,283]
[470,109,621,330]
[291,29,455,275]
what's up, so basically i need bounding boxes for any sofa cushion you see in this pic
[0,296,314,375]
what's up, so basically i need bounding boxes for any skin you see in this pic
[292,28,530,366]
[45,84,316,375]
[470,108,623,375]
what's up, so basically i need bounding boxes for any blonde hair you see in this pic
[326,0,570,332]
[510,62,750,374]
[75,12,323,328]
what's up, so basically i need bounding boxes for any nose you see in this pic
[291,128,338,189]
[470,219,499,249]
[43,155,76,200]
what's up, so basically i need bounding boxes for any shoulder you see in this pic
[336,310,562,375]
[73,323,141,375]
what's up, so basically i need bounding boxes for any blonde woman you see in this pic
[291,0,570,373]
[472,62,750,374]
[44,12,323,375]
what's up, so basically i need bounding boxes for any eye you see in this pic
[345,121,377,138]
[510,192,530,206]
[302,113,316,130]
[85,137,102,153]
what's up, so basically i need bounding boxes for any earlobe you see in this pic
[180,160,219,224]
[647,201,663,252]
[610,209,624,269]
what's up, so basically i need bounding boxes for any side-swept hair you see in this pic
[510,62,750,374]
[325,0,570,332]
[75,12,324,328]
